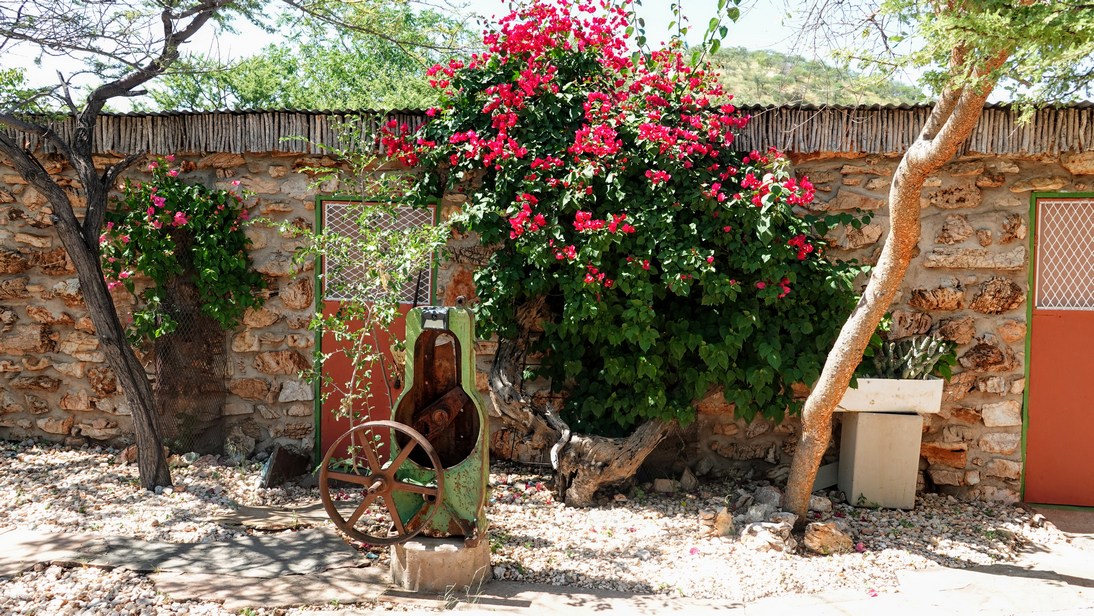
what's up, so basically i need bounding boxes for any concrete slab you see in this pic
[0,527,364,578]
[152,565,388,611]
[214,502,330,531]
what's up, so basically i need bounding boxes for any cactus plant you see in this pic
[872,334,956,379]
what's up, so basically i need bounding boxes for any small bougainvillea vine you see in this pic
[383,0,864,434]
[100,156,266,342]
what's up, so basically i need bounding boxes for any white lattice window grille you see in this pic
[1036,198,1094,310]
[321,201,434,303]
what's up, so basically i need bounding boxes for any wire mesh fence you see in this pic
[152,234,229,455]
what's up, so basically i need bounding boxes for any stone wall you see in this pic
[4,144,1094,502]
[676,151,1094,503]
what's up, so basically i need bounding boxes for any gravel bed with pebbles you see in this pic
[0,439,1068,613]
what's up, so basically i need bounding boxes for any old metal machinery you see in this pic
[319,306,489,546]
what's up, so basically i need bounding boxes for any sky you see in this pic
[3,0,922,107]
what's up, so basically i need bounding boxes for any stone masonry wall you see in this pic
[680,151,1094,503]
[4,146,1094,503]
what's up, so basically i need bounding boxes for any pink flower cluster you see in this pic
[787,234,815,260]
[508,193,547,239]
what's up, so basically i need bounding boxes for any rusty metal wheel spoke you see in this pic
[324,470,376,488]
[392,481,439,496]
[388,438,417,472]
[346,491,380,527]
[384,496,407,536]
[353,426,383,473]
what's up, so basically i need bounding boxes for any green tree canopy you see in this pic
[144,2,475,111]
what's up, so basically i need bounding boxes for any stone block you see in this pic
[198,153,246,169]
[243,307,281,328]
[1009,176,1069,192]
[959,341,1017,372]
[920,441,968,468]
[977,376,1008,395]
[944,161,986,177]
[965,470,981,485]
[37,416,74,435]
[996,320,1026,343]
[278,380,314,402]
[0,277,29,300]
[936,317,976,345]
[254,350,310,375]
[77,418,120,440]
[889,310,933,339]
[923,247,1025,270]
[391,537,491,594]
[286,403,312,417]
[255,252,296,277]
[969,278,1024,314]
[0,249,32,274]
[984,458,1022,480]
[229,378,273,401]
[60,390,96,411]
[935,215,974,244]
[12,375,60,391]
[15,233,50,249]
[981,400,1022,427]
[827,189,885,211]
[928,182,981,210]
[840,162,894,176]
[1000,214,1027,244]
[0,306,15,333]
[25,306,73,325]
[804,522,853,555]
[928,468,964,486]
[975,173,1005,188]
[280,277,314,310]
[58,331,100,356]
[271,422,312,439]
[0,323,52,354]
[908,285,964,311]
[834,223,882,250]
[1061,151,1094,175]
[978,432,1020,455]
[232,331,260,352]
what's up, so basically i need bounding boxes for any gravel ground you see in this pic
[0,439,1068,614]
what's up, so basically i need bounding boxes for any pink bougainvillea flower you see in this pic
[167,169,179,177]
[173,212,188,226]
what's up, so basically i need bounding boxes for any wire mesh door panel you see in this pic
[319,200,435,456]
[1027,197,1094,505]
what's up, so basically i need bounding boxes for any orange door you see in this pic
[317,199,434,456]
[1026,196,1094,506]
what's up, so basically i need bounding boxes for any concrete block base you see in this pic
[838,411,923,509]
[390,537,491,594]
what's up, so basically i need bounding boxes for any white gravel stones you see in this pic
[0,440,1072,611]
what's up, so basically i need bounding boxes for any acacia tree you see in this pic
[0,0,462,490]
[784,0,1094,522]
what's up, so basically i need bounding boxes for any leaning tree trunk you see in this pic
[784,49,1009,524]
[0,139,172,490]
[487,296,676,506]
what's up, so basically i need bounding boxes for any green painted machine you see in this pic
[319,306,489,547]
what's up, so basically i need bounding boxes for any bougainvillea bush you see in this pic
[384,0,863,435]
[100,156,266,342]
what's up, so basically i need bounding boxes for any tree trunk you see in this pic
[485,296,673,505]
[784,51,1009,525]
[555,419,675,507]
[0,145,172,490]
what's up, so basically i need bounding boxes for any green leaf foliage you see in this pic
[386,0,864,435]
[100,157,266,344]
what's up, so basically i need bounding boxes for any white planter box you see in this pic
[835,377,944,510]
[837,378,944,414]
